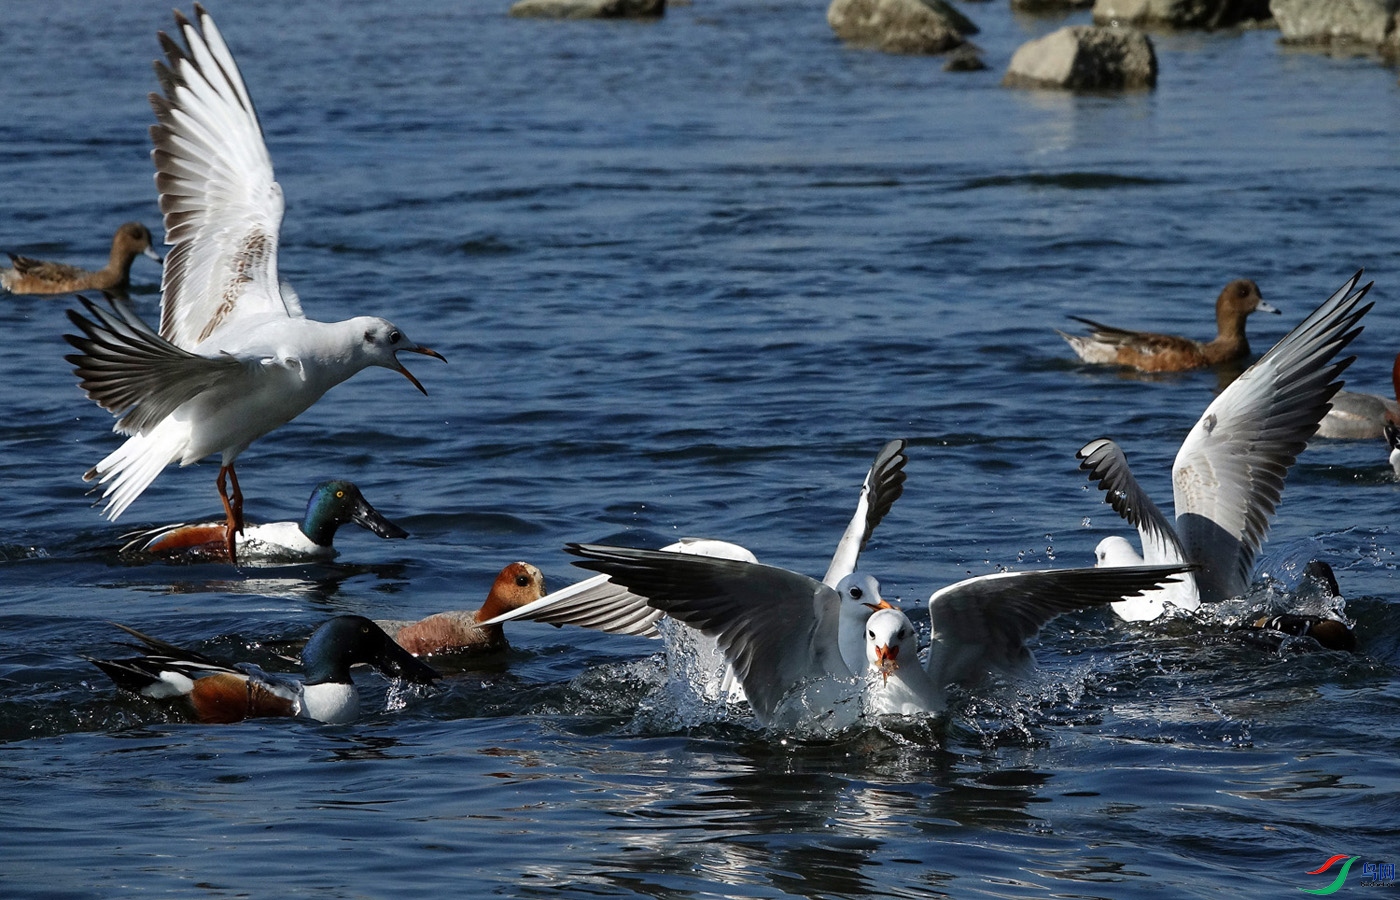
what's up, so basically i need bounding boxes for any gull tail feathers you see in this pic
[84,426,187,521]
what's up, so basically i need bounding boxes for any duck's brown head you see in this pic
[476,561,547,622]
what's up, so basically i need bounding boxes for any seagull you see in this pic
[63,6,444,565]
[481,439,909,638]
[86,615,440,724]
[567,543,1191,732]
[1078,270,1372,621]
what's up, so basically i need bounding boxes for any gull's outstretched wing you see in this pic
[822,439,907,587]
[925,564,1192,685]
[1077,437,1187,567]
[1173,271,1370,602]
[64,294,246,436]
[567,544,850,725]
[150,4,302,351]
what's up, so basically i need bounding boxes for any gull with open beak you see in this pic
[63,6,444,564]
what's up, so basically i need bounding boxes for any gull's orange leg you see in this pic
[217,465,245,565]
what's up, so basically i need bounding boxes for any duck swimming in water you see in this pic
[378,562,548,656]
[1058,278,1278,372]
[87,615,439,724]
[2,222,162,296]
[120,480,408,564]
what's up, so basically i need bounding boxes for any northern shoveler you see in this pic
[121,480,408,564]
[87,615,439,724]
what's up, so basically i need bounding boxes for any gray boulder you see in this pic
[827,0,979,55]
[1271,0,1399,49]
[1014,0,1095,11]
[1003,25,1158,89]
[509,0,665,18]
[1093,0,1270,28]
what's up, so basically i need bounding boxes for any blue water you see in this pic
[2,0,1399,896]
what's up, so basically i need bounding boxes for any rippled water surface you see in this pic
[2,1,1399,897]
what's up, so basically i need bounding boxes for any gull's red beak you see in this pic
[875,644,898,683]
[395,346,447,395]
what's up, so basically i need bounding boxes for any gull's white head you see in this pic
[835,571,886,611]
[865,607,918,684]
[835,571,891,675]
[1094,535,1142,568]
[351,316,447,394]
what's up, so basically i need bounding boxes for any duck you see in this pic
[86,615,440,724]
[1316,352,1400,439]
[567,542,1190,730]
[377,561,548,656]
[1080,271,1372,621]
[481,439,909,639]
[1058,278,1278,372]
[1387,423,1400,477]
[1,222,162,296]
[1236,560,1357,652]
[62,7,444,566]
[119,480,408,564]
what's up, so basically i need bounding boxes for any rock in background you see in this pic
[1003,25,1158,89]
[1271,0,1400,54]
[1013,0,1095,12]
[509,0,665,18]
[1093,0,1271,29]
[827,0,979,54]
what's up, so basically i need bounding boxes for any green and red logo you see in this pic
[1299,855,1394,894]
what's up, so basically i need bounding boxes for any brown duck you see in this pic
[379,562,547,656]
[1058,279,1279,372]
[1,222,162,296]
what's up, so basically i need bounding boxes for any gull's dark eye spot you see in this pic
[389,330,402,344]
[849,586,863,600]
[364,329,376,344]
[867,629,875,639]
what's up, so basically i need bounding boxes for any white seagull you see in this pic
[481,439,909,640]
[1078,270,1372,621]
[63,6,444,563]
[567,543,1191,732]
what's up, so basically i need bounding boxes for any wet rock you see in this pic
[508,0,665,18]
[1271,0,1400,52]
[1093,0,1271,29]
[1013,0,1094,12]
[827,0,979,55]
[943,45,989,70]
[1003,25,1158,89]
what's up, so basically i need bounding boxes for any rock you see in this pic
[1271,0,1399,49]
[827,0,979,55]
[1093,0,1270,28]
[1013,0,1094,12]
[943,45,989,70]
[508,0,665,19]
[1003,25,1158,89]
